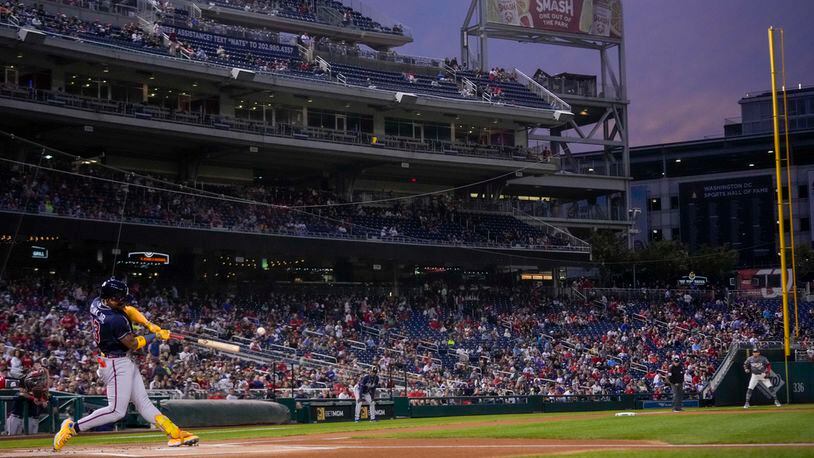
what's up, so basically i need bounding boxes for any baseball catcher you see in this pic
[53,278,198,451]
[5,370,50,435]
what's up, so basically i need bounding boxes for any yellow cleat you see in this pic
[167,431,199,447]
[155,414,198,447]
[52,419,76,452]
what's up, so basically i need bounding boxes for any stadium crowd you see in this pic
[3,275,812,404]
[0,161,580,251]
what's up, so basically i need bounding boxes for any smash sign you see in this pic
[487,0,623,38]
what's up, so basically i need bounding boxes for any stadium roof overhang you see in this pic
[627,128,814,180]
[506,174,628,197]
[0,212,591,267]
[0,99,560,187]
[1,30,566,128]
[174,0,413,50]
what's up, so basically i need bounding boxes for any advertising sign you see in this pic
[679,176,773,266]
[127,252,170,265]
[486,0,623,39]
[309,400,394,423]
[31,246,48,259]
[161,26,296,56]
[641,399,700,409]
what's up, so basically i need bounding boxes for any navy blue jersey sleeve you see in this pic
[108,314,133,341]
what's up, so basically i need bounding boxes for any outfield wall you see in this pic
[288,395,638,422]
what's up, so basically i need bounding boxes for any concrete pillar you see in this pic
[392,263,400,297]
[514,127,528,148]
[373,113,385,140]
[50,66,66,92]
[181,152,202,182]
[219,93,235,117]
[334,172,357,201]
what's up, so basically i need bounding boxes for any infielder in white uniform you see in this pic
[743,348,781,408]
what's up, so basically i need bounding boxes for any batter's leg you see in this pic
[132,368,198,447]
[76,359,133,431]
[130,368,161,421]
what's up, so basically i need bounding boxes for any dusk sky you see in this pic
[373,0,814,146]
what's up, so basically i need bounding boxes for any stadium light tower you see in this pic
[461,0,632,245]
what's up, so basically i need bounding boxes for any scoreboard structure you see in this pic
[460,0,633,244]
[679,176,773,266]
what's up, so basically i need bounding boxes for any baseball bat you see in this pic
[170,332,241,354]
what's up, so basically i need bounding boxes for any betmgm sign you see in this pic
[309,401,394,423]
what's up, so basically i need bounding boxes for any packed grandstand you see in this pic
[2,276,811,402]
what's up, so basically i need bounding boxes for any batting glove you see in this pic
[156,329,171,341]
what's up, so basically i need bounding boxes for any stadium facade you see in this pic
[628,85,814,267]
[0,0,631,286]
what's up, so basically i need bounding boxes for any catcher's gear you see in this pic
[22,370,48,392]
[100,278,128,301]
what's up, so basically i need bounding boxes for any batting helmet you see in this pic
[100,278,129,301]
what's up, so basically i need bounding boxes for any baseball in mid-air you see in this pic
[256,327,266,336]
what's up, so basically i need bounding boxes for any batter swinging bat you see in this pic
[170,332,241,353]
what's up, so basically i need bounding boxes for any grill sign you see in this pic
[127,252,170,265]
[31,246,48,259]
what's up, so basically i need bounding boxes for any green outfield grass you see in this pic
[0,405,812,450]
[382,406,814,444]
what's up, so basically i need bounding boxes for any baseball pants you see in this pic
[76,356,161,431]
[748,373,773,390]
[671,382,683,410]
[5,415,39,435]
[355,393,375,420]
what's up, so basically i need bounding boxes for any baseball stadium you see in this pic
[0,0,813,456]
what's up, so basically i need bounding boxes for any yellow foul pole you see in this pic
[779,29,800,338]
[768,27,791,358]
